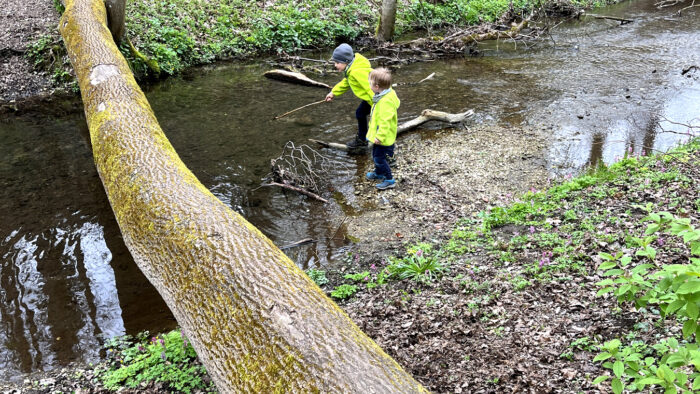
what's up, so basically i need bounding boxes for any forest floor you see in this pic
[330,133,700,393]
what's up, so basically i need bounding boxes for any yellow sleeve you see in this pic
[331,77,350,96]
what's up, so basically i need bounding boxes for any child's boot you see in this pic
[366,172,386,181]
[376,179,396,190]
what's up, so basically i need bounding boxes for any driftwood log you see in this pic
[310,109,474,152]
[264,69,331,89]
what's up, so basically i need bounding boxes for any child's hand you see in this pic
[374,138,381,144]
[325,92,334,102]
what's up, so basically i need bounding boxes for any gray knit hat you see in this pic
[331,43,354,63]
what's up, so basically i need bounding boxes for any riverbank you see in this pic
[4,129,698,392]
[1,0,604,111]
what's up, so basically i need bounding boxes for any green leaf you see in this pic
[617,284,632,297]
[600,252,615,261]
[596,287,615,297]
[677,280,700,295]
[645,223,661,235]
[592,375,609,385]
[683,320,698,340]
[599,261,617,270]
[687,301,699,320]
[594,352,613,362]
[605,339,622,351]
[613,360,624,377]
[611,377,623,394]
[666,299,686,315]
[603,269,625,277]
[638,377,664,385]
[659,365,676,384]
[694,377,700,390]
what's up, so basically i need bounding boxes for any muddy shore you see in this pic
[0,0,60,106]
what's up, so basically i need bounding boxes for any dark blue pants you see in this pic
[372,144,395,180]
[356,101,371,141]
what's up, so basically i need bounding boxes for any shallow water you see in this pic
[0,0,698,381]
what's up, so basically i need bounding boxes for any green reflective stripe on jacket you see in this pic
[366,89,400,146]
[331,53,373,105]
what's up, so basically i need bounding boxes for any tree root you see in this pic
[126,36,160,75]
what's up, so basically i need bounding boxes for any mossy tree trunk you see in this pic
[58,0,427,392]
[377,0,398,42]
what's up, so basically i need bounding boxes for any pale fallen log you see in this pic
[310,109,474,152]
[262,182,329,203]
[264,69,331,89]
[398,109,474,133]
[584,14,634,24]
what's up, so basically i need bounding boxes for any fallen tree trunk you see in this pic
[59,0,427,392]
[311,109,474,152]
[264,69,331,89]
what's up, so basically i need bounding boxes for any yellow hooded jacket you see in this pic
[366,89,400,146]
[330,53,374,105]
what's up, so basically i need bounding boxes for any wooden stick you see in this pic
[279,238,316,250]
[261,182,329,203]
[417,72,435,84]
[274,100,326,120]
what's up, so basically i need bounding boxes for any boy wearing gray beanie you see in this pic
[324,43,374,151]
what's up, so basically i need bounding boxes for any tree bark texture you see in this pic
[377,0,398,42]
[103,0,126,44]
[58,0,428,392]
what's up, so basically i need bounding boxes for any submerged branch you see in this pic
[261,182,329,203]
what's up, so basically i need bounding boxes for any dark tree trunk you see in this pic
[104,0,126,44]
[377,0,398,42]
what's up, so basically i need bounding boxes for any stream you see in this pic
[0,0,698,382]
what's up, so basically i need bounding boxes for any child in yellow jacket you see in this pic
[324,43,374,150]
[365,68,400,190]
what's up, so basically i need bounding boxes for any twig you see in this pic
[261,182,329,203]
[330,217,348,241]
[274,100,325,120]
[280,238,316,250]
[682,65,698,75]
[417,72,436,83]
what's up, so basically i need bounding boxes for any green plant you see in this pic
[344,271,371,282]
[305,268,328,286]
[98,330,211,393]
[388,247,446,283]
[330,284,358,300]
[593,337,700,393]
